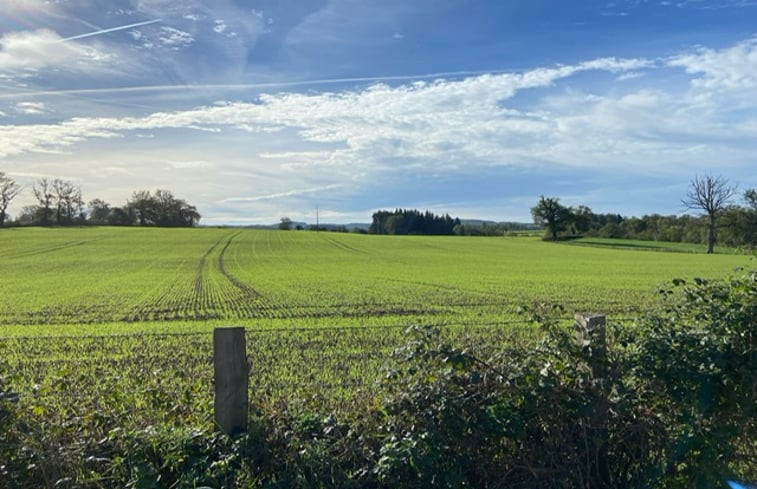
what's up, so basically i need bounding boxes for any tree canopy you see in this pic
[530,187,756,250]
[3,178,200,228]
[530,196,572,240]
[370,209,460,235]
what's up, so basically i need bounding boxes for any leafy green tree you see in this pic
[107,206,135,226]
[177,203,201,227]
[568,205,593,235]
[0,172,21,227]
[87,199,111,225]
[370,209,460,235]
[279,217,293,230]
[126,190,199,227]
[531,196,572,240]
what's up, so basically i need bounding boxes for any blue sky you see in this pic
[1,0,756,225]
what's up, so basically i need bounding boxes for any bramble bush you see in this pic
[0,270,754,488]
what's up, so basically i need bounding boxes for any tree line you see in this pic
[0,173,200,227]
[369,209,461,235]
[531,175,756,252]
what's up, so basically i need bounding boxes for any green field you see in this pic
[0,227,750,335]
[1,227,749,412]
[0,227,753,486]
[0,227,751,417]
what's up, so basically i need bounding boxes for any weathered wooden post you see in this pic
[213,327,248,435]
[576,314,607,378]
[576,314,610,489]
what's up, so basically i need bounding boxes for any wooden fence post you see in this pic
[576,314,607,378]
[576,314,611,489]
[213,327,248,435]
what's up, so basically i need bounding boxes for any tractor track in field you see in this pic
[1,238,108,259]
[194,235,226,295]
[323,236,368,255]
[218,231,261,299]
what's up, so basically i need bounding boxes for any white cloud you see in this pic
[14,101,48,114]
[0,55,654,166]
[0,54,665,183]
[158,26,194,48]
[0,29,111,74]
[668,37,757,91]
[2,38,756,216]
[214,19,227,33]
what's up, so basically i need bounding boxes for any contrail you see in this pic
[0,69,521,100]
[60,18,162,42]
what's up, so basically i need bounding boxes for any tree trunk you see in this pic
[0,210,5,227]
[707,215,716,254]
[549,219,558,240]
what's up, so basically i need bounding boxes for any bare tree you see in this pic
[32,178,55,225]
[0,172,22,227]
[53,179,78,225]
[682,175,737,254]
[127,190,157,226]
[745,188,757,210]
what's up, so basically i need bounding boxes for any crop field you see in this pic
[0,227,751,432]
[0,227,750,331]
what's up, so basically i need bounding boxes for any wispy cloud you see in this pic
[14,101,48,114]
[1,37,756,223]
[0,29,111,74]
[660,0,757,8]
[223,184,347,203]
[158,26,194,48]
[0,55,652,160]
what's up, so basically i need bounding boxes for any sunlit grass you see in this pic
[0,227,749,331]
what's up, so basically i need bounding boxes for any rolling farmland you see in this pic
[0,227,749,332]
[0,227,749,414]
[0,227,753,487]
